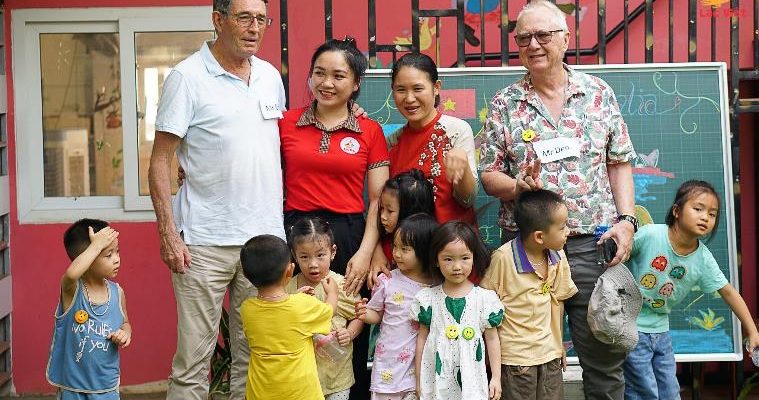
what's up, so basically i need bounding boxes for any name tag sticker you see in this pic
[532,137,580,163]
[260,102,283,120]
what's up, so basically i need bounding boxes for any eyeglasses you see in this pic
[514,29,565,47]
[230,12,273,28]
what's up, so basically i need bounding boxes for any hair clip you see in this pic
[343,36,356,45]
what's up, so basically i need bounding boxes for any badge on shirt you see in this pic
[532,137,580,163]
[260,101,283,120]
[340,137,360,155]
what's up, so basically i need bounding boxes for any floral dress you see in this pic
[411,285,504,400]
[367,270,431,394]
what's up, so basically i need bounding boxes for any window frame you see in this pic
[12,7,212,223]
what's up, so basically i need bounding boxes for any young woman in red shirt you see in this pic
[279,37,389,400]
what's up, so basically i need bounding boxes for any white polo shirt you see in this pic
[155,41,286,245]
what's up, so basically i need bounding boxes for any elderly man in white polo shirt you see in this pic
[148,0,283,399]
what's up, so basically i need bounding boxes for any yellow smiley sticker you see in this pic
[462,327,476,340]
[521,129,536,142]
[445,325,460,340]
[540,282,552,295]
[74,310,89,324]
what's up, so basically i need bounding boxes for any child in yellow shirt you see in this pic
[240,234,338,400]
[285,217,364,399]
[480,190,578,400]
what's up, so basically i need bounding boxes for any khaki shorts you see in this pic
[501,359,564,400]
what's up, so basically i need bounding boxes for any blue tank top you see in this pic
[46,280,124,393]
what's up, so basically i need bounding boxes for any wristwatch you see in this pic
[617,214,639,233]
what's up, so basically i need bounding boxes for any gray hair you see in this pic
[516,0,569,32]
[213,0,268,15]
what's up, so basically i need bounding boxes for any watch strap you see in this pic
[617,214,639,232]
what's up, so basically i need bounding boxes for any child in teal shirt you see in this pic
[623,181,759,399]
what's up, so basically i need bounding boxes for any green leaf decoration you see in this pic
[488,309,504,327]
[435,351,442,375]
[445,296,466,323]
[475,339,483,362]
[456,369,462,389]
[418,305,433,326]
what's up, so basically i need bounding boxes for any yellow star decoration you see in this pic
[478,106,489,124]
[443,97,456,111]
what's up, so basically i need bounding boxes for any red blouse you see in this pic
[281,106,389,213]
[388,113,477,226]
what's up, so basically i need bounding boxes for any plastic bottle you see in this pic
[594,225,610,266]
[745,339,759,367]
[314,332,347,362]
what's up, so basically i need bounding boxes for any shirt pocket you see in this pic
[507,365,532,376]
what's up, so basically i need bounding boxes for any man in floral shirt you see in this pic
[478,1,637,399]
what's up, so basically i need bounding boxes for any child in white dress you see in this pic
[412,221,504,400]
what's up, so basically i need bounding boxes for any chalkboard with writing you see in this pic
[361,63,739,361]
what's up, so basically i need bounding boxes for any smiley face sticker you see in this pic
[540,282,552,295]
[74,310,89,324]
[462,327,476,340]
[445,325,460,340]
[521,129,536,142]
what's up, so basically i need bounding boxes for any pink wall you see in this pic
[5,0,758,394]
[4,0,215,394]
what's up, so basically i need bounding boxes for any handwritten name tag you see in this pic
[532,137,580,163]
[260,101,283,120]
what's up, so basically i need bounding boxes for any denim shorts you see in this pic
[623,331,681,400]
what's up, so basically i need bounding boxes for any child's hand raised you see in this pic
[108,328,131,348]
[88,226,118,252]
[298,286,315,296]
[354,298,368,322]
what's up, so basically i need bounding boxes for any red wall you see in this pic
[3,0,217,394]
[5,0,758,394]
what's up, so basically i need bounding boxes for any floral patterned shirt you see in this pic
[479,65,635,235]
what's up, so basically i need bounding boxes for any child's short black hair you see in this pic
[429,221,491,281]
[395,213,439,275]
[63,218,110,261]
[513,190,565,239]
[240,235,292,287]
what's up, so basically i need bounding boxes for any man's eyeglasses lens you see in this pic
[515,30,563,47]
[233,13,273,27]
